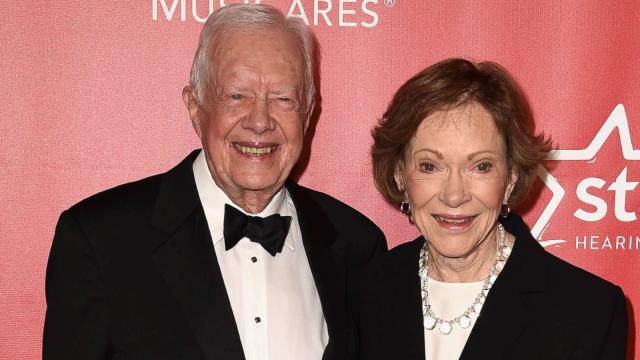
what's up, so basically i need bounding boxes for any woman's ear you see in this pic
[504,168,518,202]
[394,162,406,193]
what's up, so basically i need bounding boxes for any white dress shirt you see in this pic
[193,151,329,360]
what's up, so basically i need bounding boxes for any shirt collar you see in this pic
[192,150,296,251]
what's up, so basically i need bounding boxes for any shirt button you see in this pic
[251,256,257,263]
[254,316,261,323]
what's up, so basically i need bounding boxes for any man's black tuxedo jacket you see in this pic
[43,150,387,360]
[352,214,628,360]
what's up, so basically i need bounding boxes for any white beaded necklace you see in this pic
[419,223,511,335]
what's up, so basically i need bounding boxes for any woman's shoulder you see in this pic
[371,236,424,269]
[350,236,423,285]
[522,247,628,355]
[503,213,624,304]
[349,237,425,318]
[508,231,626,331]
[387,236,425,256]
[537,247,624,304]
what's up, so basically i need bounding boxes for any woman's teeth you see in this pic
[432,215,475,223]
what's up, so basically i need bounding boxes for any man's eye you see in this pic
[271,96,298,110]
[230,94,244,100]
[476,162,493,172]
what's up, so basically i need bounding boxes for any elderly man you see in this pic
[43,4,386,360]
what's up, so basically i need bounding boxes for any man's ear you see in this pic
[302,101,315,134]
[182,85,202,139]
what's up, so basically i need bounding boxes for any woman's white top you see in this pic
[424,278,484,360]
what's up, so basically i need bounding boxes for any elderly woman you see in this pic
[353,59,628,359]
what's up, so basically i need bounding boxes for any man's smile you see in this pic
[232,142,280,156]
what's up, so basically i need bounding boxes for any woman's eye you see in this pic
[420,163,437,172]
[476,162,493,172]
[230,94,244,100]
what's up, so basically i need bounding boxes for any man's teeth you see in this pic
[433,215,474,224]
[235,144,275,155]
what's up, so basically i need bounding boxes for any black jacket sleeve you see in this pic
[596,286,628,359]
[43,210,110,359]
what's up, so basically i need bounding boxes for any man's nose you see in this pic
[438,170,470,208]
[242,97,275,134]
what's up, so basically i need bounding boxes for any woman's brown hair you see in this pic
[371,58,551,206]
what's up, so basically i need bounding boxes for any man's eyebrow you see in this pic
[272,88,298,94]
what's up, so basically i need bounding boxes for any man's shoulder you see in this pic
[288,182,388,259]
[67,172,163,221]
[65,151,198,223]
[289,182,380,232]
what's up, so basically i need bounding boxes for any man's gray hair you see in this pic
[189,4,316,117]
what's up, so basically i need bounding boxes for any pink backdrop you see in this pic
[1,0,638,358]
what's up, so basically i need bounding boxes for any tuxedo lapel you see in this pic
[460,215,546,359]
[286,182,348,339]
[151,151,245,360]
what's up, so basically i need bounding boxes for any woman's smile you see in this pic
[431,214,477,232]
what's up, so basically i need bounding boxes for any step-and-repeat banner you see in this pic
[1,0,638,358]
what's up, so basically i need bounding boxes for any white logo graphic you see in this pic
[152,0,382,27]
[533,104,639,247]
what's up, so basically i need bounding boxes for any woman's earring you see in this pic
[500,203,511,218]
[400,201,411,215]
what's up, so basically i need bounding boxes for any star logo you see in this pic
[532,104,639,247]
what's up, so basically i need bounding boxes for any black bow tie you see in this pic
[223,204,293,256]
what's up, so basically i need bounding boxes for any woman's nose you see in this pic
[438,171,469,208]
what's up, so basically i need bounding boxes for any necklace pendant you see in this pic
[418,228,511,337]
[419,268,428,279]
[473,302,483,315]
[423,316,437,330]
[459,315,472,329]
[439,321,452,335]
[501,246,511,258]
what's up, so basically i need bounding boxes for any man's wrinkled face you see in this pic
[186,27,307,207]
